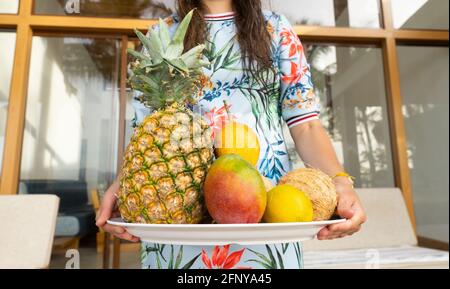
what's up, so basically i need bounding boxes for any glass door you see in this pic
[20,35,122,201]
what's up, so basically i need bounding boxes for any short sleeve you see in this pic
[275,14,321,128]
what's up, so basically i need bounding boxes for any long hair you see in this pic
[177,0,273,79]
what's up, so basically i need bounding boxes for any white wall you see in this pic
[263,0,381,27]
[392,0,449,29]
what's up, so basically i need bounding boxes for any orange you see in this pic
[263,184,314,223]
[214,122,260,166]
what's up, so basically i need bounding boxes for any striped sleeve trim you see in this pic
[286,112,320,128]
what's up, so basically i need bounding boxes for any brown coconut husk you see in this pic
[279,168,337,221]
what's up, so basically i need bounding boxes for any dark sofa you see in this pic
[20,180,96,237]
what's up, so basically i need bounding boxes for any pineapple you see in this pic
[118,11,214,224]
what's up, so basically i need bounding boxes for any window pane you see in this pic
[34,0,175,19]
[391,0,449,30]
[0,31,16,175]
[125,40,141,148]
[398,46,449,243]
[20,37,121,200]
[284,44,395,188]
[0,0,19,14]
[264,0,382,28]
[33,0,382,28]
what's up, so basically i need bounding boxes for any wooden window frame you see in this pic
[0,0,449,230]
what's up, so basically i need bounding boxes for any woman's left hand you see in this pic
[317,179,367,240]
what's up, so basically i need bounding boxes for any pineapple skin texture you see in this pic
[118,104,214,224]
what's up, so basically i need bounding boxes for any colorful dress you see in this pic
[133,11,321,269]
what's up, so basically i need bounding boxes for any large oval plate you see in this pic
[107,218,345,245]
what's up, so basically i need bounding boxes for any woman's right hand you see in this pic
[95,180,140,242]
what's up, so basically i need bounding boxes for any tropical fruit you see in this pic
[279,168,337,221]
[214,121,260,166]
[263,184,313,223]
[203,154,267,224]
[118,11,214,224]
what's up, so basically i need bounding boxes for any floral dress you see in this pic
[134,11,321,269]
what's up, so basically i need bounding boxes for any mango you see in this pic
[203,154,267,224]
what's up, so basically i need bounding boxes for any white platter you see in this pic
[107,218,346,245]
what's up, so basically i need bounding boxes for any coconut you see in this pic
[279,168,337,221]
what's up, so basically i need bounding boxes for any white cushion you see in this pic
[304,188,417,251]
[0,195,59,269]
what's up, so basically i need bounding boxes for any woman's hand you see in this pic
[95,180,140,242]
[317,178,367,240]
[289,121,367,240]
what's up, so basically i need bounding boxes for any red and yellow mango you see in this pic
[203,154,267,224]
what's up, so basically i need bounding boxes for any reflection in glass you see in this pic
[264,0,381,28]
[391,0,449,30]
[284,44,394,188]
[34,0,175,19]
[0,0,19,14]
[21,37,121,196]
[125,40,143,149]
[398,46,449,243]
[0,32,16,175]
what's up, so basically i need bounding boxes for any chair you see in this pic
[20,180,96,239]
[303,188,449,269]
[0,195,59,269]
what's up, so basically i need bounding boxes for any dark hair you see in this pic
[177,0,273,76]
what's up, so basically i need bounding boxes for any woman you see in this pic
[96,0,366,269]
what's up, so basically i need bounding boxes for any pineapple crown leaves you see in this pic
[127,10,210,109]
